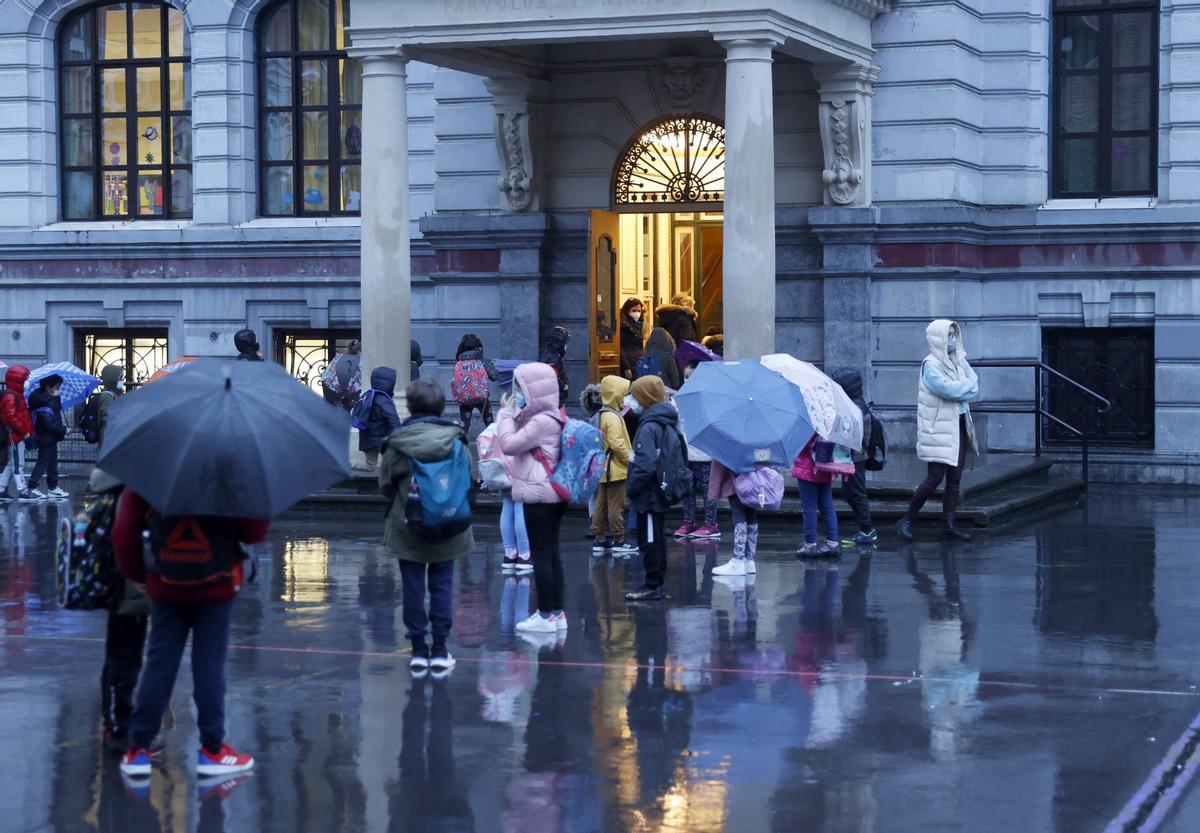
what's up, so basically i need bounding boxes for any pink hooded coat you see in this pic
[497,362,566,504]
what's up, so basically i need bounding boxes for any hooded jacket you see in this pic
[379,417,477,564]
[1,365,33,444]
[497,362,566,504]
[917,319,978,466]
[831,368,870,455]
[359,367,402,452]
[540,327,571,407]
[620,313,645,378]
[639,328,682,391]
[28,386,67,447]
[95,364,124,443]
[411,339,423,381]
[627,376,685,513]
[234,329,262,361]
[597,375,632,483]
[655,303,699,348]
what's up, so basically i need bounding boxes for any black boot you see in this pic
[896,516,914,542]
[942,521,971,541]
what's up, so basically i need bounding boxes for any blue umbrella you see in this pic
[25,361,100,409]
[675,359,815,473]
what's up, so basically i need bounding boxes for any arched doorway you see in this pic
[590,114,725,381]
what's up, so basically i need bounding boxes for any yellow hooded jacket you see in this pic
[598,375,632,483]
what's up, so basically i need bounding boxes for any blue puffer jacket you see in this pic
[358,367,401,452]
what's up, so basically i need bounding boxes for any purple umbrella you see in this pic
[675,340,721,373]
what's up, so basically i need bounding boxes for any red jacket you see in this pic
[1,365,33,444]
[113,490,270,605]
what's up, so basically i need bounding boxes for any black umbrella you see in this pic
[98,358,352,519]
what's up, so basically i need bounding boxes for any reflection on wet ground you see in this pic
[3,486,1200,833]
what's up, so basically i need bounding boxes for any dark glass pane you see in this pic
[99,4,128,61]
[341,109,361,158]
[61,12,94,62]
[302,110,328,158]
[169,63,190,111]
[168,7,189,57]
[102,118,128,164]
[171,168,192,215]
[1060,15,1099,70]
[263,111,293,160]
[1113,12,1152,68]
[1112,72,1152,131]
[137,116,162,165]
[339,164,361,212]
[1060,75,1098,133]
[103,170,129,215]
[262,58,292,107]
[101,67,127,112]
[1112,137,1151,192]
[299,0,331,52]
[136,170,164,216]
[171,115,191,163]
[265,166,296,214]
[301,60,327,105]
[1059,137,1097,193]
[302,164,329,211]
[65,170,95,219]
[63,119,94,166]
[61,66,93,114]
[340,58,361,105]
[131,4,162,59]
[261,1,293,53]
[136,66,161,112]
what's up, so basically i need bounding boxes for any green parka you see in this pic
[379,417,477,564]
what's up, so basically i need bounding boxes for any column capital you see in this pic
[483,77,550,109]
[811,61,881,99]
[713,29,787,60]
[345,44,408,73]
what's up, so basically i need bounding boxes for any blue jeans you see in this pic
[399,560,454,644]
[799,480,838,545]
[501,495,530,555]
[130,600,233,753]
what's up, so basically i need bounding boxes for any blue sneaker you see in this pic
[120,748,152,777]
[842,529,878,548]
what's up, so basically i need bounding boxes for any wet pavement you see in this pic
[3,486,1200,833]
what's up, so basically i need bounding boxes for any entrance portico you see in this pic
[347,0,888,386]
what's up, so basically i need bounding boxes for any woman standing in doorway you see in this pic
[620,298,646,380]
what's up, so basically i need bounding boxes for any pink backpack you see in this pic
[733,466,784,511]
[452,360,490,403]
[475,423,511,491]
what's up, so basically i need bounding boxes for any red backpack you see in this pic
[451,360,491,403]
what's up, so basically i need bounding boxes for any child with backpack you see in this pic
[452,334,498,434]
[27,373,69,500]
[0,364,34,502]
[591,376,637,556]
[793,437,841,558]
[380,378,477,676]
[709,461,784,577]
[113,491,269,780]
[625,376,691,602]
[674,363,719,539]
[830,369,882,547]
[353,367,401,472]
[79,364,124,446]
[635,328,682,391]
[476,388,532,574]
[498,363,569,634]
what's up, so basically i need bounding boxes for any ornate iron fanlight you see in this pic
[613,114,725,208]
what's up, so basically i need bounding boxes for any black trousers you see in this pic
[101,602,148,738]
[524,502,566,613]
[907,416,969,522]
[638,511,667,589]
[459,400,494,435]
[840,462,873,533]
[28,442,59,491]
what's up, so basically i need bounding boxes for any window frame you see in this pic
[57,1,192,221]
[255,0,361,218]
[1051,0,1159,199]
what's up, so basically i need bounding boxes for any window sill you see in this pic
[38,220,191,232]
[1040,197,1157,211]
[238,217,362,229]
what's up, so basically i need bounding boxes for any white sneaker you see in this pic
[430,649,456,671]
[553,612,569,632]
[47,488,69,499]
[516,612,557,633]
[712,558,747,577]
[744,559,757,575]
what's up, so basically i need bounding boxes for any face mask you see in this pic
[514,393,526,409]
[947,335,959,353]
[116,381,126,391]
[623,394,642,415]
[630,311,642,322]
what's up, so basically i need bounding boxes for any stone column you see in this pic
[719,35,784,361]
[354,48,411,390]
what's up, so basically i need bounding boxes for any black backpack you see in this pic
[655,424,692,506]
[78,391,111,445]
[55,488,122,610]
[144,513,245,587]
[863,403,888,472]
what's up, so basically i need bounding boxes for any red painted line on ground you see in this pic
[10,633,1200,700]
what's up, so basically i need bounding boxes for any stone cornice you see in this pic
[834,0,896,18]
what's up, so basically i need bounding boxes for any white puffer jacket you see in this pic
[916,319,979,466]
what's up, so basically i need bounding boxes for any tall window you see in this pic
[75,328,170,386]
[1052,0,1158,198]
[58,2,192,220]
[257,0,361,216]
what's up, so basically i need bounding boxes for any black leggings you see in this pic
[524,502,566,614]
[908,417,968,521]
[459,400,494,435]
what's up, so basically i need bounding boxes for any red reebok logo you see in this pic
[161,518,212,564]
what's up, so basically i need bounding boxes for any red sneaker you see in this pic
[197,743,255,776]
[673,522,696,538]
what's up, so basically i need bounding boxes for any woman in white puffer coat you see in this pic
[896,319,979,542]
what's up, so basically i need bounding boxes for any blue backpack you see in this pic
[350,390,375,431]
[635,352,666,383]
[404,441,473,542]
[542,418,606,505]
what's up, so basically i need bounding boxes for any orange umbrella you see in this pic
[146,356,199,384]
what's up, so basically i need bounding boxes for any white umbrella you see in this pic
[760,354,863,450]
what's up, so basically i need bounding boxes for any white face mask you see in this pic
[947,335,959,353]
[116,380,126,391]
[629,311,642,322]
[623,394,642,414]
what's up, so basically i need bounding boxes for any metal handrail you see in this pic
[970,360,1110,487]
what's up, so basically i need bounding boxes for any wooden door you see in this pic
[589,210,622,382]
